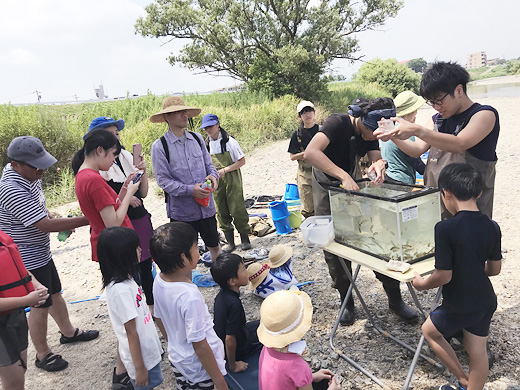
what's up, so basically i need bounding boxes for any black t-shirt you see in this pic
[319,114,379,179]
[433,103,499,161]
[213,289,248,359]
[435,211,502,314]
[287,124,319,154]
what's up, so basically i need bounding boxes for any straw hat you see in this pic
[394,91,426,117]
[149,97,201,123]
[257,290,313,348]
[268,245,293,268]
[247,262,270,290]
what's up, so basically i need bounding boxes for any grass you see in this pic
[468,65,509,81]
[1,81,392,207]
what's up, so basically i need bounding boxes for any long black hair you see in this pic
[97,226,141,288]
[71,129,121,175]
[205,126,230,153]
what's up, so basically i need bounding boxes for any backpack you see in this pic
[160,131,203,203]
[0,230,34,314]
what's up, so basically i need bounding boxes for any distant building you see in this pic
[94,84,106,99]
[466,52,487,69]
[487,57,504,66]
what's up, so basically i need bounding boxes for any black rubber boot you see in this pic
[240,232,251,250]
[223,231,236,253]
[384,285,419,323]
[339,291,355,326]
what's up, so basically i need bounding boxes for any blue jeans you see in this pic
[130,362,164,390]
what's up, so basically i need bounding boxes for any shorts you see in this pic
[171,364,216,390]
[130,362,164,390]
[29,260,62,308]
[429,303,497,338]
[170,216,220,248]
[0,308,29,367]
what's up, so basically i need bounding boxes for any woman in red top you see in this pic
[72,129,141,389]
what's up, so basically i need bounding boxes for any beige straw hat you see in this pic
[257,290,313,348]
[394,91,426,117]
[247,262,270,290]
[149,97,201,123]
[268,245,293,268]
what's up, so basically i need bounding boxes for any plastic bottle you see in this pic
[57,214,73,242]
[201,179,212,190]
[195,180,213,208]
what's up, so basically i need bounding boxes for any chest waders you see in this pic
[296,131,315,217]
[424,115,496,219]
[211,151,251,251]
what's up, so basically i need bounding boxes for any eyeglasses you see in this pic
[426,92,450,107]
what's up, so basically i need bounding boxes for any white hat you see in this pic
[297,100,314,115]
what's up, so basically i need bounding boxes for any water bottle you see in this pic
[57,214,73,242]
[201,179,212,190]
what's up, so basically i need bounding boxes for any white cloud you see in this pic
[0,48,39,66]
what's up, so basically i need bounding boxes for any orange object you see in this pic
[195,189,212,207]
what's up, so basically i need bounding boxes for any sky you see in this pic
[0,0,517,105]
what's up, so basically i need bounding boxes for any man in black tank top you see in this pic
[378,61,500,219]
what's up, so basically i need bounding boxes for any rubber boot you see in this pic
[223,231,236,253]
[384,285,419,323]
[339,290,355,326]
[240,232,251,250]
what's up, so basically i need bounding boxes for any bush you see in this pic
[354,58,421,97]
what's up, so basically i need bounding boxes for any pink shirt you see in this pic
[258,347,312,390]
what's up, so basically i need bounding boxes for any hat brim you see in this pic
[199,119,219,129]
[29,152,57,170]
[150,106,201,123]
[257,291,313,348]
[269,247,293,268]
[396,96,426,117]
[249,266,269,290]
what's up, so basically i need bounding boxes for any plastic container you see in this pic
[300,216,334,248]
[269,200,289,220]
[284,183,300,200]
[285,199,302,208]
[288,209,303,228]
[273,216,292,235]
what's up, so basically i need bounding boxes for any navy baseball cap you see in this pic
[199,114,219,129]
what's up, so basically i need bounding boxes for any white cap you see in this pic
[297,100,314,115]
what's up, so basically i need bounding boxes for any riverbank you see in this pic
[469,74,520,86]
[19,96,520,390]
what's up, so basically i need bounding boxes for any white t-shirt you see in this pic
[208,132,245,163]
[105,279,163,379]
[153,276,226,383]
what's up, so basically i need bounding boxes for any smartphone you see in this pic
[132,171,144,184]
[132,143,142,166]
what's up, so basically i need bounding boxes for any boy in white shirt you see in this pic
[151,222,228,390]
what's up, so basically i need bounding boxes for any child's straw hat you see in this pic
[247,262,270,290]
[268,245,293,269]
[257,290,313,348]
[149,97,201,123]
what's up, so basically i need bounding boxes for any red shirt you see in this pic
[75,168,133,262]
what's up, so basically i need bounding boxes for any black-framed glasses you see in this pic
[426,92,450,107]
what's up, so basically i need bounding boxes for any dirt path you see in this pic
[17,97,520,390]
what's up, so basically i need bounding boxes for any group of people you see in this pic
[0,60,502,390]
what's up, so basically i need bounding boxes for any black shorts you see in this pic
[0,308,29,367]
[29,260,62,308]
[430,303,496,338]
[170,216,220,248]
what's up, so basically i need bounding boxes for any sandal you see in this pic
[112,368,134,390]
[60,328,99,344]
[35,352,68,372]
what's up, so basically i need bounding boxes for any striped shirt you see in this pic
[0,164,51,270]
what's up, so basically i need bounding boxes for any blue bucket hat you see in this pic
[89,116,125,132]
[199,114,219,129]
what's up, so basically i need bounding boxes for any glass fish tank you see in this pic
[328,180,441,263]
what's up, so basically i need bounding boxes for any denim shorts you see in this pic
[430,303,497,338]
[130,362,164,390]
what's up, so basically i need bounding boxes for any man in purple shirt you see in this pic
[151,97,222,260]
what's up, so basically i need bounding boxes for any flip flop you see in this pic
[60,328,99,344]
[35,352,68,372]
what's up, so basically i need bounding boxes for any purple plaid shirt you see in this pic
[151,130,219,221]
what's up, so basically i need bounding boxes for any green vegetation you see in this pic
[468,65,509,81]
[135,0,403,101]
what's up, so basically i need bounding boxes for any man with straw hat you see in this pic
[151,97,222,261]
[381,91,426,185]
[257,290,341,390]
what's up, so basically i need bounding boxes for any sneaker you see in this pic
[112,368,134,390]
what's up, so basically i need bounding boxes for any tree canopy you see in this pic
[135,0,403,100]
[407,58,427,73]
[354,58,421,97]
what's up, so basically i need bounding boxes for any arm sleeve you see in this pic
[434,222,454,270]
[151,139,193,197]
[198,133,219,178]
[227,137,245,163]
[183,294,211,343]
[319,114,342,145]
[287,132,301,154]
[488,221,502,261]
[108,285,138,325]
[0,186,47,227]
[290,357,313,387]
[87,175,118,212]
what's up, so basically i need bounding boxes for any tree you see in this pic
[354,58,421,97]
[135,0,403,100]
[407,58,427,73]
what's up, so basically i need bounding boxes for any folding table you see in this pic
[324,241,443,390]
